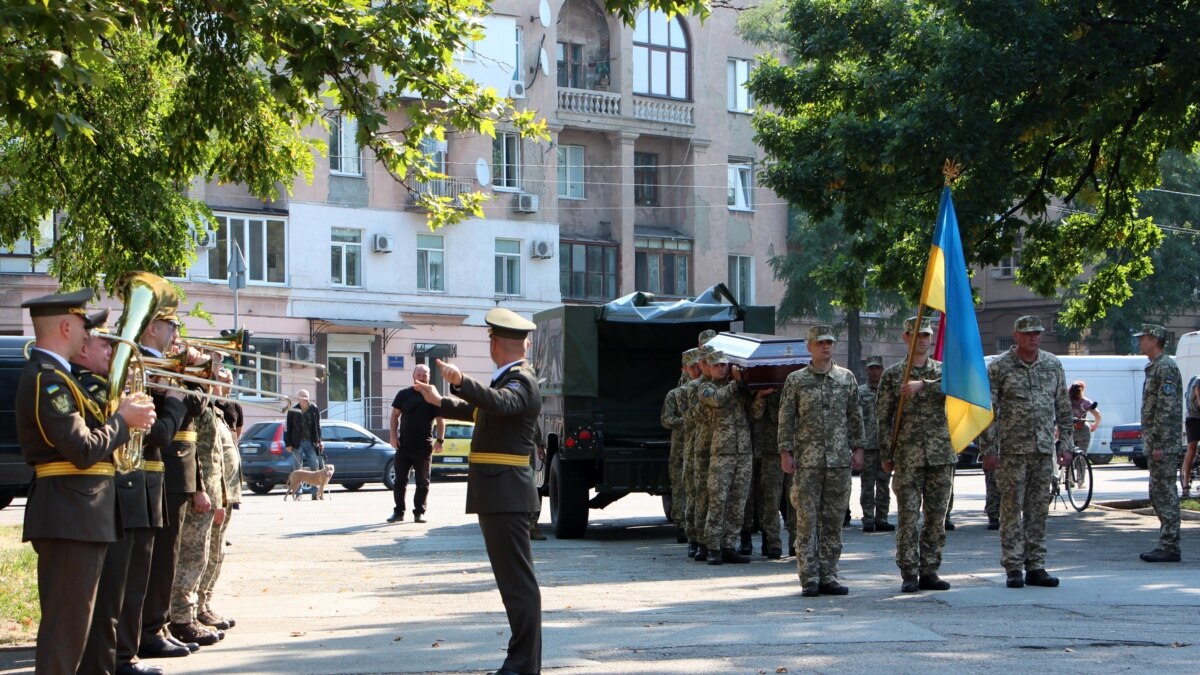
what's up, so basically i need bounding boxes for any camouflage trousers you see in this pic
[705,452,752,551]
[669,436,688,526]
[197,508,231,613]
[996,452,1053,572]
[858,449,892,527]
[169,505,214,623]
[791,467,852,585]
[1148,451,1181,554]
[742,455,785,550]
[687,433,712,542]
[893,463,954,577]
[984,469,999,521]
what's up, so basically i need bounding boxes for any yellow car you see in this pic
[432,420,473,474]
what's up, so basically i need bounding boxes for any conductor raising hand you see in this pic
[413,308,543,675]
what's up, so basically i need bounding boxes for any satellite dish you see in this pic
[475,158,491,186]
[540,48,551,77]
[538,0,551,27]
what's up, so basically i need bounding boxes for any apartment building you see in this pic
[0,1,790,431]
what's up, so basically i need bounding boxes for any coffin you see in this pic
[704,332,810,390]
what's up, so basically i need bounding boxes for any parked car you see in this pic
[239,419,396,494]
[1109,422,1147,469]
[957,442,983,470]
[432,420,473,474]
[0,336,31,510]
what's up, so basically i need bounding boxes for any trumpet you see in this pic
[138,352,294,413]
[180,329,327,382]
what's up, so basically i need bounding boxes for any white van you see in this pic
[1057,356,1146,462]
[1175,331,1200,391]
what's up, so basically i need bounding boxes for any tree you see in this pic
[0,0,708,290]
[749,0,1200,327]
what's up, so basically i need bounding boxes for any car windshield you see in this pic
[446,424,473,439]
[243,423,278,441]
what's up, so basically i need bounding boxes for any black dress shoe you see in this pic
[818,580,849,595]
[875,522,895,532]
[116,662,164,675]
[918,573,951,591]
[1025,569,1060,587]
[137,636,190,659]
[901,576,919,593]
[166,635,199,652]
[489,667,537,675]
[386,512,404,523]
[413,514,426,523]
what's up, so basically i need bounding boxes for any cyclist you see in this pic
[1068,381,1101,455]
[1182,377,1200,498]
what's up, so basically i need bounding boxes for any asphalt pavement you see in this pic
[1,463,1198,674]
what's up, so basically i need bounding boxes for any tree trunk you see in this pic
[847,308,862,380]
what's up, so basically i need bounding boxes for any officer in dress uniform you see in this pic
[17,290,156,675]
[415,308,543,675]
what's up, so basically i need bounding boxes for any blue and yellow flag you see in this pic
[919,187,993,452]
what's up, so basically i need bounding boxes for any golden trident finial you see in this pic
[943,159,963,186]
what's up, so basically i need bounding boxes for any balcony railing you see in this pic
[407,176,475,208]
[557,88,622,117]
[633,97,694,125]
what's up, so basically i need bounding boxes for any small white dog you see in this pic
[284,464,335,501]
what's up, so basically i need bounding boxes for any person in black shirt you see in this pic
[387,365,445,523]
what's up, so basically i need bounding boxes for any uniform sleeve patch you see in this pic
[45,383,60,395]
[505,381,523,391]
[1163,383,1177,395]
[51,392,74,414]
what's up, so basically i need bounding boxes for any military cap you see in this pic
[681,348,696,366]
[21,288,94,319]
[903,316,934,335]
[699,344,715,356]
[84,308,111,333]
[1133,323,1168,340]
[1013,315,1045,333]
[485,307,536,339]
[155,305,181,325]
[698,329,718,345]
[863,355,884,368]
[807,325,836,342]
[705,350,728,365]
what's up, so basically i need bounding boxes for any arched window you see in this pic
[632,9,689,99]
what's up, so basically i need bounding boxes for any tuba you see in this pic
[107,272,178,472]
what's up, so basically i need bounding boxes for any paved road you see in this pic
[2,462,1198,674]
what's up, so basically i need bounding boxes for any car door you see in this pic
[335,424,382,478]
[319,424,353,475]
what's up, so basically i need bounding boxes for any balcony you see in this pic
[558,88,622,117]
[406,176,475,210]
[556,88,696,135]
[632,97,694,126]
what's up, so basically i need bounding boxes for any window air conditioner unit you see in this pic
[514,193,539,213]
[509,81,527,99]
[373,234,394,253]
[530,240,553,259]
[194,227,217,249]
[291,342,316,363]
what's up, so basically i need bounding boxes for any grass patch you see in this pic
[0,524,38,645]
[1181,498,1200,512]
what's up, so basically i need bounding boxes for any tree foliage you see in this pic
[749,0,1200,327]
[0,0,708,290]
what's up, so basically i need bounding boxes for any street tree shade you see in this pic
[0,0,709,291]
[748,0,1199,327]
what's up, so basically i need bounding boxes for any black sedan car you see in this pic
[239,419,397,494]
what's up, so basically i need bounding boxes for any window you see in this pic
[634,152,659,206]
[240,338,281,397]
[727,58,754,112]
[420,136,447,174]
[561,243,618,301]
[557,145,585,199]
[513,27,523,81]
[995,233,1023,278]
[330,228,362,287]
[557,42,584,88]
[632,9,689,99]
[208,215,286,284]
[417,234,445,292]
[329,113,361,176]
[0,215,54,274]
[996,336,1015,353]
[728,255,753,304]
[495,239,522,296]
[635,236,691,297]
[728,161,754,211]
[492,132,521,190]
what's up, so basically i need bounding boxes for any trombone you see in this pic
[136,351,294,413]
[180,329,327,382]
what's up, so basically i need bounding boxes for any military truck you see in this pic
[530,285,775,538]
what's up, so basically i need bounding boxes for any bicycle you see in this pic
[1050,444,1093,512]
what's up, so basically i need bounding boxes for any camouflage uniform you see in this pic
[700,373,760,553]
[984,469,999,524]
[858,371,892,528]
[661,382,689,527]
[1142,343,1183,556]
[982,343,1072,574]
[745,390,784,554]
[684,373,712,544]
[778,364,864,586]
[877,358,956,578]
[169,404,225,625]
[197,410,241,618]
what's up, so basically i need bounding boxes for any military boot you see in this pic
[720,547,751,564]
[168,621,219,647]
[675,526,688,544]
[687,541,698,558]
[737,530,752,556]
[694,545,709,562]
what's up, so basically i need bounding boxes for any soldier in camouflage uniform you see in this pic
[1136,324,1183,563]
[858,355,894,532]
[685,345,716,560]
[778,325,865,596]
[197,368,241,630]
[662,349,698,544]
[745,388,784,558]
[877,317,955,593]
[699,350,762,564]
[982,315,1072,589]
[984,469,1000,529]
[168,394,226,645]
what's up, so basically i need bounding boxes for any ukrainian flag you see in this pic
[919,187,993,452]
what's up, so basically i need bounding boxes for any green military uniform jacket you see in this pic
[858,382,879,450]
[1142,352,1183,455]
[777,364,864,468]
[981,348,1072,457]
[876,359,955,468]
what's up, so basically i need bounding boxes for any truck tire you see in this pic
[1088,454,1113,465]
[550,454,589,539]
[0,493,12,510]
